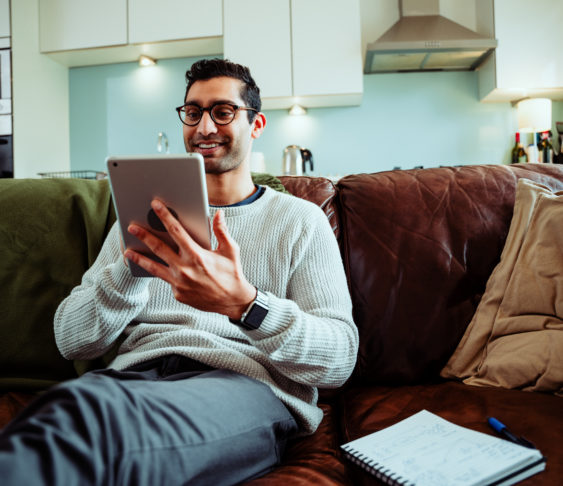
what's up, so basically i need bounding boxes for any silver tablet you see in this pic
[107,154,211,277]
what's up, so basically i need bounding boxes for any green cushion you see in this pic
[0,178,115,390]
[0,173,286,391]
[252,172,289,194]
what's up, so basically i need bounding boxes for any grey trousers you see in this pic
[0,355,298,486]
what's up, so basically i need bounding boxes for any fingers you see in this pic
[125,198,201,278]
[213,210,239,259]
[123,246,169,280]
[150,199,199,255]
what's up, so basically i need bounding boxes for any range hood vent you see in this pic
[365,2,497,74]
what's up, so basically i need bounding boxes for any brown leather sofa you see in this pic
[1,163,562,485]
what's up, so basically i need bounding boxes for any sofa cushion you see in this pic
[252,172,290,195]
[0,391,37,428]
[339,382,562,486]
[337,164,563,385]
[441,179,563,394]
[0,178,115,390]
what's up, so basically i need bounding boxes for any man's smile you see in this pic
[192,138,229,156]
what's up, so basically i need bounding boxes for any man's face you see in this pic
[182,76,257,175]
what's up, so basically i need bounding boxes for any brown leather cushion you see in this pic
[339,382,563,485]
[0,392,37,429]
[337,164,563,385]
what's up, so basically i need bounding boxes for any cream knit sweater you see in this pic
[54,187,358,434]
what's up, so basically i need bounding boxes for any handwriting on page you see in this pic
[351,410,541,486]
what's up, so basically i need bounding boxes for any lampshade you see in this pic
[516,98,552,133]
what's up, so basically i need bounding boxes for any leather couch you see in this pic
[1,163,562,485]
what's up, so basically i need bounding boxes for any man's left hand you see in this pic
[124,199,256,320]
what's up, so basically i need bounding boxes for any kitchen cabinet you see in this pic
[0,0,10,39]
[291,0,362,102]
[223,0,292,103]
[128,0,222,44]
[224,0,363,109]
[38,0,221,67]
[39,0,127,52]
[478,0,563,102]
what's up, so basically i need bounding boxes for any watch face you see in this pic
[243,303,269,330]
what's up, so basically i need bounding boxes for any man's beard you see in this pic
[204,152,243,175]
[186,136,245,175]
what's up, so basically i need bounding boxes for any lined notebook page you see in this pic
[341,410,544,486]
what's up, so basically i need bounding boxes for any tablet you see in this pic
[107,154,211,277]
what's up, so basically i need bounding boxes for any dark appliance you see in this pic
[0,48,12,177]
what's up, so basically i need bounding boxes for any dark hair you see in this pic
[184,58,261,123]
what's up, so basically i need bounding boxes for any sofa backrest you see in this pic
[0,178,116,390]
[333,164,563,385]
[3,165,562,391]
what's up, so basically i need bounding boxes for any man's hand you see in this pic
[124,199,256,320]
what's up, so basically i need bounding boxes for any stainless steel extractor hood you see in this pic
[365,1,497,73]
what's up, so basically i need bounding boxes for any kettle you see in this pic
[282,145,314,176]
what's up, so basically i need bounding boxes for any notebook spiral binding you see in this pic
[342,445,415,486]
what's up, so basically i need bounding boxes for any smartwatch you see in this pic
[229,288,269,330]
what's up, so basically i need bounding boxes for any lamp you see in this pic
[288,104,307,116]
[516,98,552,163]
[516,98,552,133]
[138,55,156,67]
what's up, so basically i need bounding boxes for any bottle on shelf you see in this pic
[511,132,528,164]
[555,122,563,164]
[542,131,554,163]
[536,132,544,163]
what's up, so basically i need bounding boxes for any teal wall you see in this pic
[69,56,563,177]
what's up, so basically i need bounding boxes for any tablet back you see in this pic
[107,154,210,277]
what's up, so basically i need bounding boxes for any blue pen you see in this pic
[487,417,536,449]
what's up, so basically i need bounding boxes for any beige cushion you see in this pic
[441,178,563,395]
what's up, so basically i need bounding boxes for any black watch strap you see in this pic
[229,288,269,330]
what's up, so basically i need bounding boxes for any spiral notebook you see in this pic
[340,410,545,486]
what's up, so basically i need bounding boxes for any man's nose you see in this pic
[196,110,218,135]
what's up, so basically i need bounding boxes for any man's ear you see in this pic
[251,113,266,140]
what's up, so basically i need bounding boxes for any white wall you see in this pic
[12,0,70,178]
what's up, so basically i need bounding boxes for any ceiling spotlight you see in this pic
[139,55,156,67]
[288,104,307,116]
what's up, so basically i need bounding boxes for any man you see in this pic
[0,59,358,485]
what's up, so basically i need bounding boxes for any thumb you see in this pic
[213,210,239,258]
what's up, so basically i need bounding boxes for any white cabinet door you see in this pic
[39,0,127,52]
[478,0,563,101]
[494,0,563,91]
[129,0,222,44]
[223,0,293,102]
[291,0,363,99]
[0,0,10,38]
[224,0,362,109]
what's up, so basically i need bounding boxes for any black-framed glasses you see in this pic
[175,102,258,126]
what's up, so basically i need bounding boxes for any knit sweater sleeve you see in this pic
[54,223,152,360]
[242,201,359,389]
